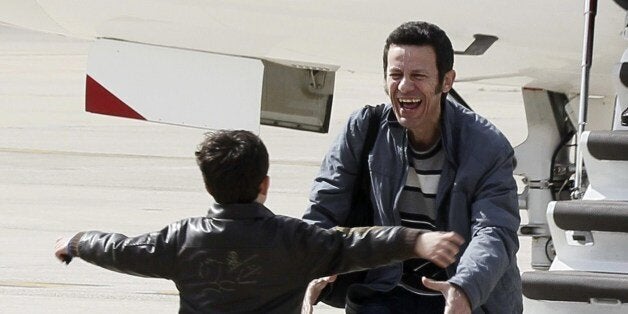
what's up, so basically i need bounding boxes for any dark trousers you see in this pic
[345,286,445,314]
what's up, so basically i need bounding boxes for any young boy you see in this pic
[54,130,463,313]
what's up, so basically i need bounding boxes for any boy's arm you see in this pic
[300,225,463,307]
[331,226,463,269]
[295,222,463,279]
[54,222,183,279]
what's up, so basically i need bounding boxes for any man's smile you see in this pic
[398,98,422,110]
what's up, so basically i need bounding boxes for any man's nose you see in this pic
[398,76,414,93]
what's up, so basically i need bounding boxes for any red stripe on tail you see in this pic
[85,75,145,120]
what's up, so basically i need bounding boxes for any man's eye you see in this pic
[389,73,402,79]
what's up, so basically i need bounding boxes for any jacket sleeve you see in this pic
[288,220,422,280]
[448,143,520,309]
[69,221,183,279]
[302,107,373,228]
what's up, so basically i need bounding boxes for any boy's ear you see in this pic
[255,176,270,204]
[259,176,270,196]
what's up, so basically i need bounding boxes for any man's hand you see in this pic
[422,277,471,314]
[414,231,464,268]
[54,237,72,264]
[301,275,337,314]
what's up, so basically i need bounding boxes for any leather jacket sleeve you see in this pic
[285,219,423,280]
[70,221,183,279]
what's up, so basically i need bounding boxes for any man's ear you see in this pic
[384,79,390,96]
[442,70,456,93]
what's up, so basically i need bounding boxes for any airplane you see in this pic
[1,0,626,312]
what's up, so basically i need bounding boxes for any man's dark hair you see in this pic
[195,130,269,204]
[383,21,454,82]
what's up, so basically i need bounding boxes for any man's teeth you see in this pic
[398,98,421,103]
[398,98,421,108]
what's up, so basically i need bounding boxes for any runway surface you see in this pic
[0,24,530,313]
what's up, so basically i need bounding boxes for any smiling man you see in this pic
[386,43,454,151]
[304,21,522,313]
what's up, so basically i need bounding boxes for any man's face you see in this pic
[385,44,454,136]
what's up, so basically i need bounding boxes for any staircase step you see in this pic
[553,200,628,233]
[523,270,628,303]
[587,130,628,161]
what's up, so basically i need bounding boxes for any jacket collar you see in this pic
[439,98,460,168]
[384,100,459,167]
[207,202,275,220]
[384,104,402,127]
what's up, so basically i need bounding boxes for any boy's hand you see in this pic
[54,237,73,264]
[414,231,464,268]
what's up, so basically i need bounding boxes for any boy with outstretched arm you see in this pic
[55,130,463,313]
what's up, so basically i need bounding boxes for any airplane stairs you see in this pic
[521,131,628,313]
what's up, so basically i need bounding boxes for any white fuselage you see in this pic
[1,0,626,99]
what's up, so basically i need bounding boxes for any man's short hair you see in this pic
[195,130,269,204]
[383,21,454,82]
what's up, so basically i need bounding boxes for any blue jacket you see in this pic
[304,100,523,313]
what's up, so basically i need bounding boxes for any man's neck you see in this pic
[409,123,441,151]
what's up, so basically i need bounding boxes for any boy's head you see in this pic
[195,130,269,204]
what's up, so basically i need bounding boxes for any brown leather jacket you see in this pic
[69,202,422,313]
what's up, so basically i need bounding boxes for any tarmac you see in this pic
[0,24,530,313]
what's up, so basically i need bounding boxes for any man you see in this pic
[54,130,464,314]
[304,21,522,313]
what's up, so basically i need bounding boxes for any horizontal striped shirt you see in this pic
[398,138,444,230]
[398,138,446,295]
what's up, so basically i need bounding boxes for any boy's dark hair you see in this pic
[195,130,269,204]
[383,21,454,82]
